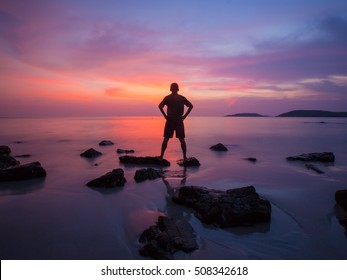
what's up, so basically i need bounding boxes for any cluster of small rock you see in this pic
[3,138,346,258]
[0,145,46,182]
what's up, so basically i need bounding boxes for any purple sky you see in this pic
[1,0,347,116]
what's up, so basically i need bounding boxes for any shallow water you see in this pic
[1,116,347,259]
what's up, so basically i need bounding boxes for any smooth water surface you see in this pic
[1,116,347,259]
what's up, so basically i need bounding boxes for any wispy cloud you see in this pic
[1,0,347,116]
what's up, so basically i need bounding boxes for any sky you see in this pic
[1,0,347,117]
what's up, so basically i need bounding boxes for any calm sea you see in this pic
[1,116,347,259]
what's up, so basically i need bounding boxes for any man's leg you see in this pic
[160,137,169,158]
[179,138,187,160]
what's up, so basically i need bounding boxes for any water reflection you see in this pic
[0,178,45,196]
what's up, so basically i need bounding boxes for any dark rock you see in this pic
[177,157,200,167]
[0,162,46,181]
[80,148,102,158]
[99,140,114,146]
[305,163,324,174]
[335,190,347,211]
[86,168,126,188]
[0,145,11,156]
[172,185,271,227]
[286,152,335,162]
[210,143,228,151]
[244,157,257,162]
[117,148,135,154]
[134,168,164,182]
[139,216,198,259]
[119,155,170,166]
[0,155,20,169]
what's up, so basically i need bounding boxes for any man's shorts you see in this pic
[164,117,185,138]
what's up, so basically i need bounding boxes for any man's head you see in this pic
[170,83,179,93]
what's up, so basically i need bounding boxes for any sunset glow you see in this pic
[1,0,347,116]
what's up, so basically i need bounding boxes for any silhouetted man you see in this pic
[159,83,193,160]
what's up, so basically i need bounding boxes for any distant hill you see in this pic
[225,113,265,117]
[277,110,347,117]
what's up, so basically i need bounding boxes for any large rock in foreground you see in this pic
[335,190,347,211]
[139,216,198,259]
[286,152,335,162]
[86,168,126,188]
[172,185,271,227]
[0,162,47,181]
[134,168,164,182]
[119,156,170,166]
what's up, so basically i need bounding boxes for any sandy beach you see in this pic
[1,116,347,259]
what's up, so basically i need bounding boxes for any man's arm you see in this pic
[158,100,167,119]
[182,101,193,120]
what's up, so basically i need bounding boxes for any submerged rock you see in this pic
[0,145,11,156]
[177,157,200,167]
[0,155,20,169]
[172,185,271,227]
[86,168,126,188]
[210,143,228,151]
[0,162,47,181]
[99,140,114,146]
[134,168,164,182]
[80,148,102,158]
[117,148,135,154]
[139,216,198,259]
[286,152,335,162]
[119,155,170,166]
[336,190,347,211]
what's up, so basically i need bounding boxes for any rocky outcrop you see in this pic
[117,148,135,154]
[134,168,164,182]
[119,156,170,166]
[0,162,47,181]
[0,155,20,169]
[0,145,11,156]
[177,157,200,167]
[0,145,20,169]
[210,143,228,151]
[286,152,335,162]
[99,140,114,146]
[172,185,271,227]
[86,168,126,188]
[80,148,102,158]
[139,216,198,259]
[335,190,347,211]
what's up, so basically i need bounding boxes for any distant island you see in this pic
[277,110,347,117]
[225,113,265,117]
